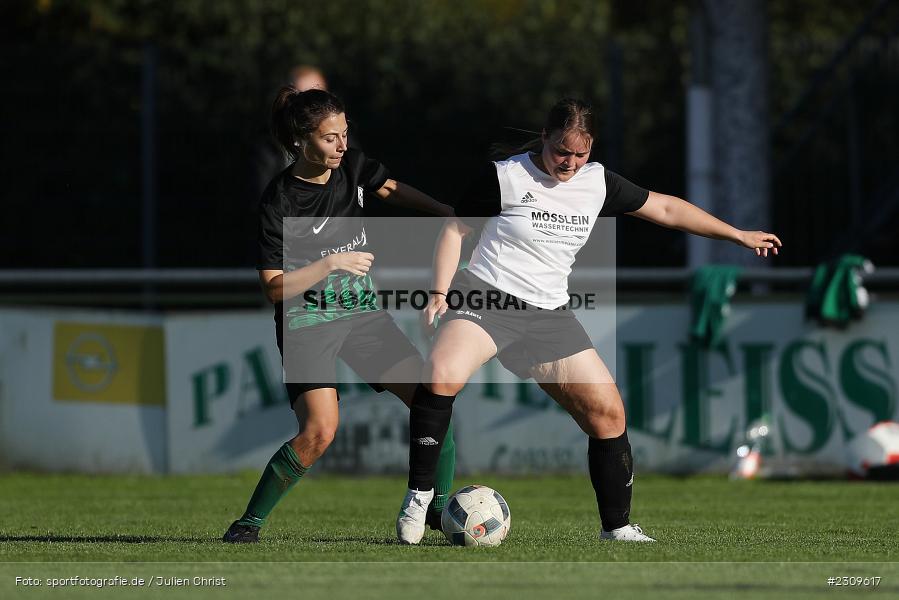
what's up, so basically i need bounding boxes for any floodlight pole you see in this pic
[687,0,713,269]
[707,0,771,266]
[141,42,158,308]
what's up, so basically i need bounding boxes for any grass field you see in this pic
[1,471,897,599]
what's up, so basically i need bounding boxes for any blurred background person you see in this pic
[250,65,328,202]
[246,65,367,264]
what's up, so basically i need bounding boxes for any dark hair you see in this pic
[271,87,345,160]
[546,98,594,141]
[492,97,595,158]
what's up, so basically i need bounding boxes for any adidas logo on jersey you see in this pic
[414,437,438,446]
[520,192,537,203]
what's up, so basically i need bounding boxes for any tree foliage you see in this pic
[1,0,890,267]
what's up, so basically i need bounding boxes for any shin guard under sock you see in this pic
[588,430,633,532]
[408,383,454,491]
[237,442,308,528]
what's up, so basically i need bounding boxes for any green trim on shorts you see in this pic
[287,272,380,330]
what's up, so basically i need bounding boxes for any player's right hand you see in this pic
[420,292,449,338]
[736,230,782,258]
[325,252,374,276]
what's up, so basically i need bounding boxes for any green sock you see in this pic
[237,442,307,528]
[431,420,456,513]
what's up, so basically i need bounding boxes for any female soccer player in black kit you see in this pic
[223,88,456,542]
[396,98,781,544]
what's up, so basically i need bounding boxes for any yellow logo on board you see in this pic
[53,322,165,405]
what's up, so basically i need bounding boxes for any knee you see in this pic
[423,359,467,396]
[584,401,626,437]
[301,421,338,455]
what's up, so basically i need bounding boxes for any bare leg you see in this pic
[379,355,423,407]
[289,387,339,466]
[531,349,624,439]
[397,319,498,543]
[531,349,651,540]
[424,319,498,395]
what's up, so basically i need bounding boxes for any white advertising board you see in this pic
[2,302,896,476]
[161,303,899,475]
[163,311,294,473]
[0,309,166,473]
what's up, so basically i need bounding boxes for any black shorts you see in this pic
[276,310,420,404]
[441,270,594,379]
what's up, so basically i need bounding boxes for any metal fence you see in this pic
[1,268,898,309]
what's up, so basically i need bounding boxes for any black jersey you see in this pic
[257,148,390,329]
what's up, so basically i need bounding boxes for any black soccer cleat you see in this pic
[222,520,260,543]
[425,508,443,531]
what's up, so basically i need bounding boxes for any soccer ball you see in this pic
[440,485,511,547]
[846,421,899,479]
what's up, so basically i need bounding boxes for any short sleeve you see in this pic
[599,170,649,217]
[345,148,390,192]
[256,193,284,271]
[455,163,502,226]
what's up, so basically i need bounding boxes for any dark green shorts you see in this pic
[276,310,420,404]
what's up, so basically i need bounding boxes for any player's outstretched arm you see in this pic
[375,179,455,217]
[630,191,782,258]
[421,218,470,335]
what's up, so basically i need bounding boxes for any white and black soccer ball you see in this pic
[846,421,899,480]
[441,485,511,547]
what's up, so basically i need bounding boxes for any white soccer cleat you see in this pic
[600,523,656,542]
[396,488,434,545]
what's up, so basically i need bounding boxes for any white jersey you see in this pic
[464,153,646,309]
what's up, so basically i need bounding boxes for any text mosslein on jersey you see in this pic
[530,211,591,233]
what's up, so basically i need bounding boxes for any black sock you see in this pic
[408,383,455,490]
[588,430,633,532]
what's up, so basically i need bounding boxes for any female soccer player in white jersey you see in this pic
[223,87,456,543]
[396,98,781,544]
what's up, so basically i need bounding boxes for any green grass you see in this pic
[1,472,897,599]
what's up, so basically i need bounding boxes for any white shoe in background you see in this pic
[600,523,656,542]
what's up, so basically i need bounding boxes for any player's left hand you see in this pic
[737,230,782,258]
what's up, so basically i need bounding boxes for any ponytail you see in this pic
[490,135,542,160]
[271,87,346,161]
